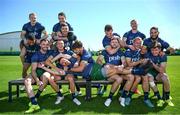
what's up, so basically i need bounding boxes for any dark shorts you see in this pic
[90,63,105,80]
[36,68,46,78]
[24,55,32,63]
[147,68,159,78]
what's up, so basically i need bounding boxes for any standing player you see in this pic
[51,12,73,44]
[20,13,48,88]
[123,19,146,47]
[143,27,174,54]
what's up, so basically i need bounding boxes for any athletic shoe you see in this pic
[55,96,64,105]
[119,97,125,107]
[157,99,165,107]
[75,91,82,96]
[20,85,25,91]
[104,98,112,107]
[144,99,154,108]
[125,97,131,106]
[25,104,40,113]
[73,98,81,105]
[165,99,174,106]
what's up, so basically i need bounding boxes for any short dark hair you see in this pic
[60,23,68,27]
[72,40,83,49]
[58,12,66,18]
[150,26,159,32]
[151,41,161,49]
[104,24,113,32]
[40,39,49,44]
[26,34,35,41]
[29,13,36,18]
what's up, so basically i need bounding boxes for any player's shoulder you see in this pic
[23,22,31,28]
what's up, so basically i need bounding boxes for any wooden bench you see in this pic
[8,79,163,102]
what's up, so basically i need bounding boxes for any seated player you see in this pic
[97,38,125,107]
[124,37,154,108]
[44,40,81,105]
[146,43,174,107]
[24,39,63,113]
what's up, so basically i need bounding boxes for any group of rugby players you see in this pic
[19,12,174,113]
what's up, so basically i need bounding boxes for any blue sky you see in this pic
[1,0,180,50]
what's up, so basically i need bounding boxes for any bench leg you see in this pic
[17,85,19,98]
[8,82,12,102]
[85,80,91,101]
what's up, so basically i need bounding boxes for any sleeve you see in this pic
[67,23,73,31]
[101,50,106,57]
[161,40,170,49]
[31,53,39,63]
[22,24,27,31]
[67,50,74,56]
[123,32,128,42]
[40,24,45,32]
[141,33,146,40]
[102,37,110,48]
[68,57,77,68]
[52,24,57,32]
[160,55,167,63]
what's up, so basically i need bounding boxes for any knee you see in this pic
[24,78,31,85]
[43,72,51,79]
[67,76,74,83]
[128,75,134,82]
[116,77,122,84]
[142,77,148,83]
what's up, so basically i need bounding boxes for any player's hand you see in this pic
[36,81,43,86]
[128,45,135,50]
[37,63,45,68]
[55,68,66,75]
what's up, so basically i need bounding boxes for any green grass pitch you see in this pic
[0,56,180,114]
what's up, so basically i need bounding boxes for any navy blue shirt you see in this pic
[102,49,124,65]
[52,22,73,32]
[22,22,45,39]
[125,48,141,62]
[51,49,74,69]
[102,33,120,48]
[143,37,170,51]
[123,30,146,45]
[148,53,167,65]
[31,50,53,63]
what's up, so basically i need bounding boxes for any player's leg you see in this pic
[156,73,174,106]
[65,74,81,105]
[125,75,141,106]
[119,74,134,107]
[45,74,64,105]
[141,75,154,108]
[34,72,49,99]
[19,46,26,65]
[24,74,40,113]
[104,74,122,107]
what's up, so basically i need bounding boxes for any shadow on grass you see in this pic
[0,91,167,114]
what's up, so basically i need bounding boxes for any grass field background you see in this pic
[0,56,180,114]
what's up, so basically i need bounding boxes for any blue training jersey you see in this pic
[52,22,73,32]
[123,30,146,45]
[143,37,170,52]
[79,49,95,78]
[22,22,45,39]
[51,49,74,69]
[102,33,120,48]
[101,49,124,65]
[125,48,141,62]
[31,50,53,63]
[147,53,167,65]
